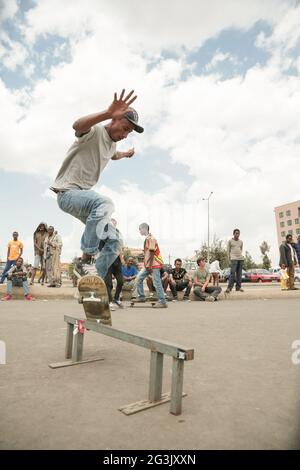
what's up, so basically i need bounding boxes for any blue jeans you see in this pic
[0,260,17,283]
[136,268,167,304]
[57,189,122,278]
[7,280,30,296]
[228,260,243,290]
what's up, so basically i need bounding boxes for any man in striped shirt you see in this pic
[135,223,168,308]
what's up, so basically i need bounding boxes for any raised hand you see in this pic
[107,89,137,120]
[123,147,135,158]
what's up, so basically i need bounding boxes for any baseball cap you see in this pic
[125,108,144,133]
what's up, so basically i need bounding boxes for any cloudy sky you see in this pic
[1,0,300,266]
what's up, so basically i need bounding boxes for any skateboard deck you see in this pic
[130,297,157,308]
[78,275,112,326]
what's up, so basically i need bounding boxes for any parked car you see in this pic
[244,269,279,282]
[220,268,248,283]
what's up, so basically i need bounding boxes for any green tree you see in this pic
[243,251,257,271]
[195,237,229,269]
[260,241,271,270]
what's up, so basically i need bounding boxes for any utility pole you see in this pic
[202,192,213,263]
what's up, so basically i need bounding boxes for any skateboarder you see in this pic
[135,223,168,308]
[50,89,144,280]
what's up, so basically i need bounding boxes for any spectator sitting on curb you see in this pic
[2,257,34,301]
[122,257,138,293]
[193,257,222,302]
[169,258,192,301]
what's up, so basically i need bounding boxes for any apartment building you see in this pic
[274,200,300,245]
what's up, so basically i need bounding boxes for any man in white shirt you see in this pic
[50,89,144,280]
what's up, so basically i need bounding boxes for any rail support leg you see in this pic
[65,322,74,359]
[148,351,164,402]
[73,330,84,362]
[170,357,184,415]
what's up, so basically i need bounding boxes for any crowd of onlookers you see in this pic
[1,224,300,303]
[0,223,63,301]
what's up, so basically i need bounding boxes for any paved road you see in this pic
[1,299,300,450]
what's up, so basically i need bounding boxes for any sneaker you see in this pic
[153,303,168,308]
[236,288,244,292]
[73,258,98,278]
[25,294,34,301]
[109,302,116,311]
[1,294,12,301]
[134,297,146,303]
[205,296,215,302]
[225,288,231,294]
[183,296,191,302]
[113,300,124,309]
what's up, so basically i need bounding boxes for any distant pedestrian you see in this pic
[209,259,221,286]
[294,235,300,265]
[225,229,244,294]
[30,222,48,285]
[279,234,298,290]
[44,226,63,287]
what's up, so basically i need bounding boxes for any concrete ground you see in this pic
[1,298,300,450]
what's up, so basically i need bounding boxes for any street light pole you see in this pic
[202,192,213,263]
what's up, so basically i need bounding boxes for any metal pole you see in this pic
[207,197,210,264]
[203,192,213,264]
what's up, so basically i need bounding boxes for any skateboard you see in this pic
[77,275,112,326]
[130,297,157,308]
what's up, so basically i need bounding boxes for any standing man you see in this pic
[294,234,300,266]
[50,89,143,280]
[44,226,63,287]
[279,234,298,290]
[135,223,168,308]
[225,229,244,294]
[30,222,48,285]
[0,232,23,284]
[168,258,192,301]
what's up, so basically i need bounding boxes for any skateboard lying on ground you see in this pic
[77,275,112,326]
[130,297,158,308]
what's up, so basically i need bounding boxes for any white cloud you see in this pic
[0,32,28,71]
[205,51,237,72]
[1,0,300,266]
[0,0,18,23]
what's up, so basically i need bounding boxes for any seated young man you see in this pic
[169,258,192,301]
[146,267,169,297]
[193,257,222,302]
[2,257,33,301]
[122,257,138,291]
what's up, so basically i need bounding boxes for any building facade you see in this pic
[274,200,300,245]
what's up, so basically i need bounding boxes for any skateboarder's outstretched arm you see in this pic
[72,89,137,137]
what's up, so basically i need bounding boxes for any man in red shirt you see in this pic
[135,223,168,308]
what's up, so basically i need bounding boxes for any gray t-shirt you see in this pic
[227,239,243,261]
[51,124,116,191]
[193,267,210,285]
